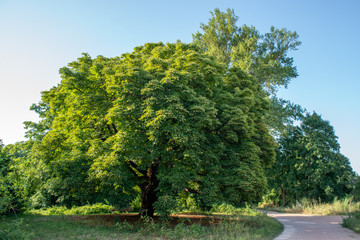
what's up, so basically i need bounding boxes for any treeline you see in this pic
[0,9,357,216]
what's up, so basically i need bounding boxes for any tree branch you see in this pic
[127,161,147,176]
[112,123,118,134]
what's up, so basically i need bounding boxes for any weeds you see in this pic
[260,197,360,215]
[343,211,360,233]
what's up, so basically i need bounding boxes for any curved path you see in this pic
[264,211,360,240]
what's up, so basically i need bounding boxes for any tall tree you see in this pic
[193,8,301,94]
[28,42,275,216]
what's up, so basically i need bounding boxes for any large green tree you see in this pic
[268,113,354,205]
[28,42,275,216]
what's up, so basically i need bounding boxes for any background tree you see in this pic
[193,8,301,94]
[267,112,354,205]
[26,42,276,216]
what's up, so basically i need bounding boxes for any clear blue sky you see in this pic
[1,0,359,173]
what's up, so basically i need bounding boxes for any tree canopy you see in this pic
[24,42,276,216]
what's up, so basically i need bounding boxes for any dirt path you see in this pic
[264,211,360,240]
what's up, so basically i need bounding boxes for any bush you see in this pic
[68,203,113,215]
[28,203,115,215]
[210,203,260,216]
[258,189,280,208]
[176,192,200,213]
[154,195,178,218]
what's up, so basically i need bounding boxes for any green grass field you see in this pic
[1,211,282,240]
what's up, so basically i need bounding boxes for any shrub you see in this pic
[28,203,115,215]
[68,203,113,215]
[210,203,260,216]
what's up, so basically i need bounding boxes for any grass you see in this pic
[1,214,123,240]
[259,197,360,215]
[0,215,32,240]
[0,207,283,240]
[343,211,360,233]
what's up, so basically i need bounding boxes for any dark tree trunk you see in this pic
[280,186,286,206]
[139,163,159,217]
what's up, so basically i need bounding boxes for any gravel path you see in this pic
[264,211,360,240]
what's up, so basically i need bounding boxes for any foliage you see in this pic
[24,42,275,216]
[176,192,201,213]
[258,189,279,208]
[193,8,301,94]
[267,112,354,205]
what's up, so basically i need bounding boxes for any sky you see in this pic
[0,0,359,173]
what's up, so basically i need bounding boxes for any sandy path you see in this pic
[264,211,360,240]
